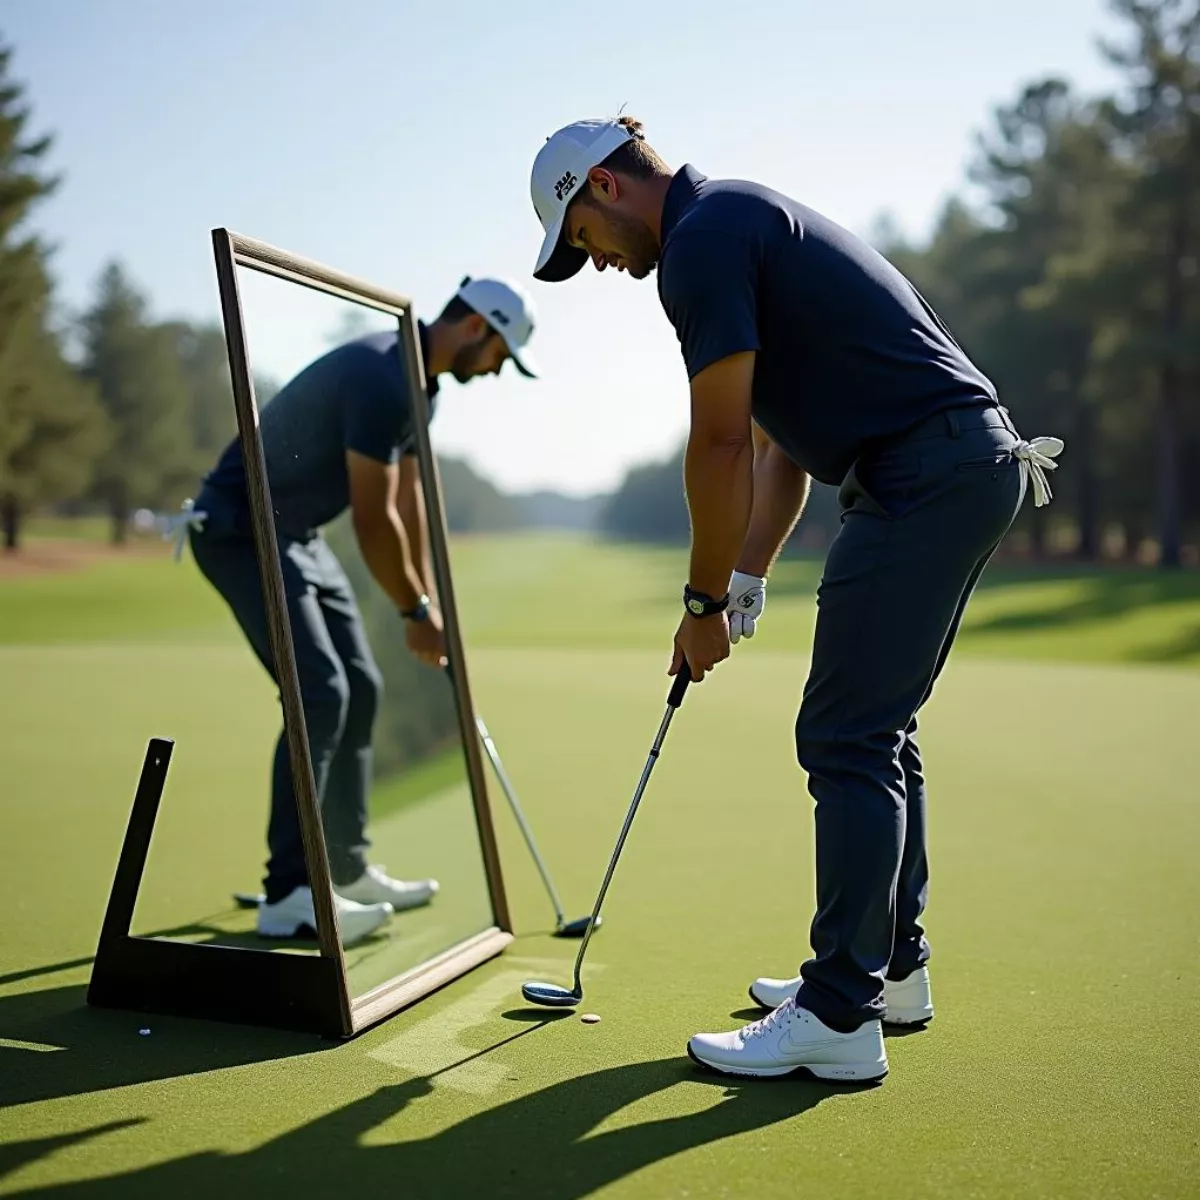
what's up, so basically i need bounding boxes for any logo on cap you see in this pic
[489,308,510,326]
[554,171,578,202]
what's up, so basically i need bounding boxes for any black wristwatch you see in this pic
[683,584,730,619]
[401,594,431,622]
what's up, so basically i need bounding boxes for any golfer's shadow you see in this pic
[1,1033,856,1199]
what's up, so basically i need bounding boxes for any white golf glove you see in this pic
[728,570,766,645]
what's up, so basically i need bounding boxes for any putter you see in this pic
[521,660,693,1008]
[475,714,597,939]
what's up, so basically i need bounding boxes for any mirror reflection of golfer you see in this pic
[187,277,540,945]
[528,116,1063,1080]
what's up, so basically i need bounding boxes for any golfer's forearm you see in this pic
[397,485,438,603]
[738,451,810,578]
[685,434,754,597]
[353,512,426,611]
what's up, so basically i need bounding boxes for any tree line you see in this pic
[602,0,1200,568]
[0,38,285,550]
[7,3,1198,568]
[0,34,606,554]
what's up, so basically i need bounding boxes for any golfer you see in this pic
[187,276,540,946]
[528,117,1062,1081]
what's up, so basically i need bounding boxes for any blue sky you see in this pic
[3,0,1125,494]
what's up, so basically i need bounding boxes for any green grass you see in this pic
[1,530,1198,1198]
[449,532,1200,667]
[19,516,112,543]
[370,746,470,821]
[0,555,235,646]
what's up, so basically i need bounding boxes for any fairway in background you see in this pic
[1,527,1198,1198]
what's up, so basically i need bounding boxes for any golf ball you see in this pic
[581,1013,601,1024]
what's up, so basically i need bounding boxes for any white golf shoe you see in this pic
[256,886,393,946]
[334,864,439,912]
[748,965,934,1026]
[688,998,888,1082]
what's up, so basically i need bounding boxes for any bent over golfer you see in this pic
[527,116,1062,1081]
[188,277,539,947]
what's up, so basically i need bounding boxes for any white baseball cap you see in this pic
[455,275,540,378]
[530,118,638,282]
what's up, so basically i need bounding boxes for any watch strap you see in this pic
[400,594,431,622]
[683,584,730,618]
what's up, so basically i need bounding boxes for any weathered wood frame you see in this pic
[87,231,513,1038]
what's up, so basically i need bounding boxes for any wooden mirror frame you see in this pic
[87,230,513,1039]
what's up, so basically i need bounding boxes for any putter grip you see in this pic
[668,659,692,708]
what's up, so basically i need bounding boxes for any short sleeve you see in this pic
[658,230,761,379]
[342,361,410,465]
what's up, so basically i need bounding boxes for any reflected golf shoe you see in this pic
[749,966,934,1026]
[335,864,439,912]
[256,886,393,946]
[688,998,888,1082]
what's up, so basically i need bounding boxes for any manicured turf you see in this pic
[1,533,1198,1198]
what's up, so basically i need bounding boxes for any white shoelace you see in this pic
[742,997,797,1040]
[1012,437,1065,508]
[160,498,208,562]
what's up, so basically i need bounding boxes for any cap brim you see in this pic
[533,210,587,283]
[489,322,539,379]
[510,349,538,379]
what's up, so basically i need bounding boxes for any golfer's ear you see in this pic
[689,351,756,447]
[586,166,620,203]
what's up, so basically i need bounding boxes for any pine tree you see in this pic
[0,39,108,550]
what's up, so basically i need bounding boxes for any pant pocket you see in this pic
[956,450,1013,472]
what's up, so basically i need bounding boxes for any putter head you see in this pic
[521,981,581,1008]
[555,915,601,939]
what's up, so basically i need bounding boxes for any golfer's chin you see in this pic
[626,259,658,281]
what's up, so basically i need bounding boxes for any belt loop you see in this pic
[945,408,961,439]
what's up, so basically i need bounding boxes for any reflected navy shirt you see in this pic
[204,323,439,539]
[656,166,997,486]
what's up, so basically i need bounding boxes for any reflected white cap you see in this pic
[455,275,539,378]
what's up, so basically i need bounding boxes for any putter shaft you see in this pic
[565,670,689,995]
[476,715,567,925]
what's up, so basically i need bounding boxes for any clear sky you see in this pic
[2,0,1125,495]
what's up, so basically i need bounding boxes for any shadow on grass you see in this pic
[0,911,360,1110]
[959,567,1200,661]
[0,982,321,1111]
[766,555,1200,662]
[0,908,402,996]
[0,1042,860,1199]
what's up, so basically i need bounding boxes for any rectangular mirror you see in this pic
[88,232,512,1038]
[230,255,507,1006]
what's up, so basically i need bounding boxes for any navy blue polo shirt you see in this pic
[203,323,439,539]
[656,166,997,486]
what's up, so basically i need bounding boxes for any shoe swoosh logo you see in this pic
[778,1028,856,1054]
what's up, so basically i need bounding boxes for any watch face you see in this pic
[687,598,704,615]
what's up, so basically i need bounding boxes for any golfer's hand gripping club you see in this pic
[521,661,693,1008]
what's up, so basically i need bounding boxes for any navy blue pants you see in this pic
[189,489,380,903]
[793,404,1026,1030]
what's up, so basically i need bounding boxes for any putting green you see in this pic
[1,535,1198,1198]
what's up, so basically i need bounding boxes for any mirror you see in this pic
[229,264,500,1000]
[89,232,512,1038]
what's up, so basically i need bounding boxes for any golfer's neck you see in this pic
[422,319,453,379]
